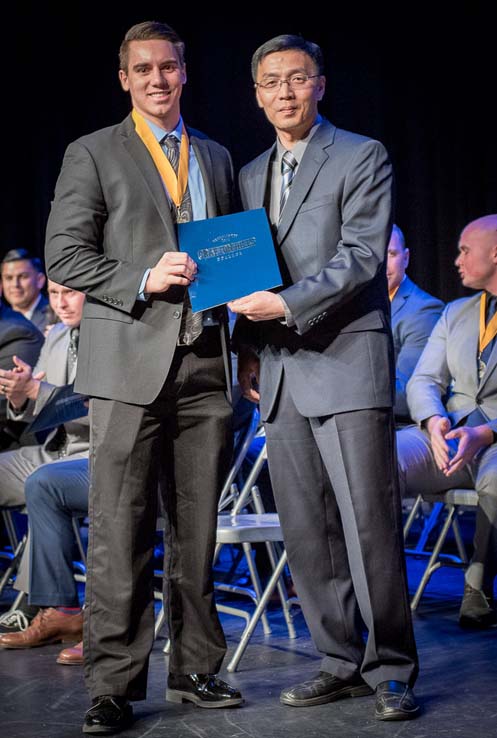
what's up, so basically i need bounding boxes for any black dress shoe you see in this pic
[374,680,419,721]
[459,583,497,629]
[166,673,243,708]
[280,671,373,707]
[83,695,133,734]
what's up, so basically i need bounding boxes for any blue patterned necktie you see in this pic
[162,134,203,345]
[279,150,298,222]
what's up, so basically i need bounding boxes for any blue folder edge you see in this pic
[26,384,89,434]
[178,208,282,313]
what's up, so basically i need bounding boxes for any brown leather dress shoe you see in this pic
[57,640,83,665]
[0,608,83,649]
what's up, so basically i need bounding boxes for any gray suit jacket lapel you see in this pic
[120,115,178,249]
[277,122,336,244]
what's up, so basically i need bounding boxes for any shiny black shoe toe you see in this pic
[280,671,373,707]
[374,680,419,721]
[83,695,133,734]
[166,673,243,708]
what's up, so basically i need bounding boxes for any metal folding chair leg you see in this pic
[226,549,289,673]
[407,489,477,611]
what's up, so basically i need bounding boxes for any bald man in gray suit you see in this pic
[230,34,419,722]
[398,214,497,630]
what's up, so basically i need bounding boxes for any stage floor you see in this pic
[1,557,496,738]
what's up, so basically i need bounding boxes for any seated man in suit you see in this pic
[1,249,51,332]
[397,214,497,629]
[0,280,88,637]
[388,225,444,424]
[0,457,89,664]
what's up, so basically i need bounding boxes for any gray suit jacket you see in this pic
[29,294,51,332]
[391,276,444,421]
[45,114,234,405]
[235,119,394,420]
[8,322,89,455]
[407,293,497,431]
[0,304,44,425]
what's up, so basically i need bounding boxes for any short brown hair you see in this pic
[119,21,185,72]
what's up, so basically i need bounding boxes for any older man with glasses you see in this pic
[230,33,420,722]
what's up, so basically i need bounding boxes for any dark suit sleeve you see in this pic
[281,140,393,335]
[45,141,146,314]
[394,297,444,418]
[0,317,44,426]
[0,320,44,372]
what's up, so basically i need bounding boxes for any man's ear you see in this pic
[37,272,46,291]
[119,69,130,92]
[315,75,326,102]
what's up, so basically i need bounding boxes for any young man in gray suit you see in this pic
[398,214,497,629]
[387,224,444,424]
[230,35,419,721]
[45,20,241,735]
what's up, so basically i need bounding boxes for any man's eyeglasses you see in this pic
[254,73,320,91]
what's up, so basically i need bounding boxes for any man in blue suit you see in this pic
[388,225,444,424]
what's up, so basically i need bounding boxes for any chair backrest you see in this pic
[218,404,263,513]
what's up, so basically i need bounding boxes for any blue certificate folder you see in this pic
[178,208,282,312]
[26,384,88,434]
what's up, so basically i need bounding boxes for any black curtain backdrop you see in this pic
[3,3,496,303]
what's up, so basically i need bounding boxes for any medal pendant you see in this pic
[478,356,486,381]
[176,207,189,224]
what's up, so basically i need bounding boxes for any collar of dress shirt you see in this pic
[23,292,43,321]
[275,113,323,165]
[144,116,183,144]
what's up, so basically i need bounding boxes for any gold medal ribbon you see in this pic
[479,292,497,353]
[131,108,189,208]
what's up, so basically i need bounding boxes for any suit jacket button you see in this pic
[173,310,181,319]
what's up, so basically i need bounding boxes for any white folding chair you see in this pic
[213,438,298,671]
[404,488,478,610]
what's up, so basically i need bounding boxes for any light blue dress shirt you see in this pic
[138,116,207,299]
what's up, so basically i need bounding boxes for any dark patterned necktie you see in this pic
[163,134,203,345]
[67,327,80,380]
[476,294,497,384]
[279,150,298,222]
